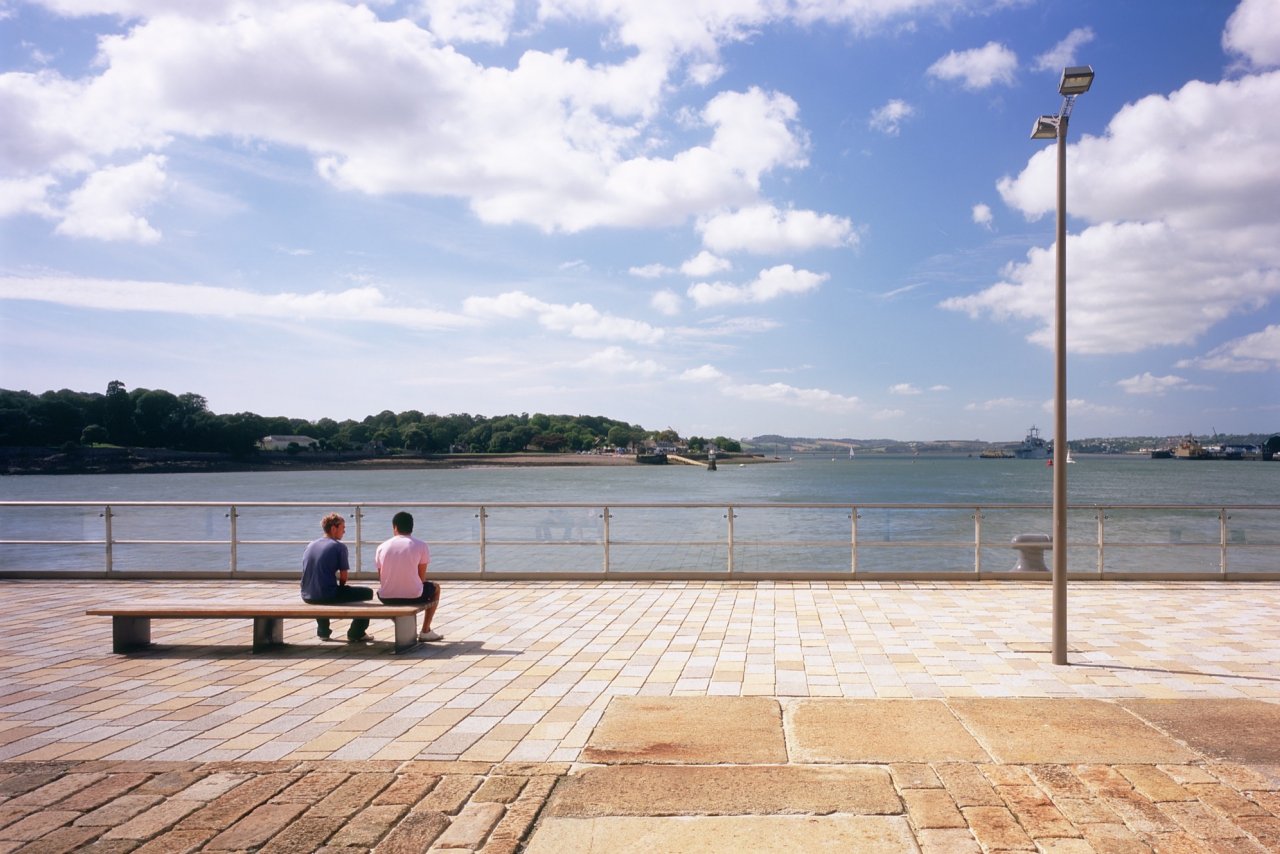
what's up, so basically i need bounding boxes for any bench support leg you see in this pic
[253,617,285,652]
[112,616,150,653]
[392,616,419,654]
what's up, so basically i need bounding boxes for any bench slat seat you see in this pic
[87,602,425,654]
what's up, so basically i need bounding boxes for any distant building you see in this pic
[259,435,318,451]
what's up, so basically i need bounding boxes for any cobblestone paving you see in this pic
[0,579,1277,851]
[1,754,1278,852]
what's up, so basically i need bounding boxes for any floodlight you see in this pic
[1059,66,1094,96]
[1031,116,1060,140]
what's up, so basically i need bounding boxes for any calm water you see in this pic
[3,453,1277,504]
[2,455,1277,575]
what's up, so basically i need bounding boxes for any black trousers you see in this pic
[304,584,373,638]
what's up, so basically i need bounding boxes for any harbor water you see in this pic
[2,455,1277,576]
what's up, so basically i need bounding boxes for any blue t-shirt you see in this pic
[300,536,349,601]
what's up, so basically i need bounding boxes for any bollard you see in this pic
[1011,533,1052,572]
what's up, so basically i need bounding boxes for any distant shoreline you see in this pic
[0,446,775,475]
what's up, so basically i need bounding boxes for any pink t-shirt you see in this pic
[376,534,430,599]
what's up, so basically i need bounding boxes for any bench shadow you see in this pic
[106,640,523,660]
[409,639,522,659]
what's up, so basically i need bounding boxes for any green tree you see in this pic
[30,396,83,444]
[401,424,429,450]
[607,425,636,450]
[713,436,742,453]
[133,390,181,447]
[81,424,109,445]
[104,380,134,445]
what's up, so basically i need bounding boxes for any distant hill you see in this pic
[742,433,1277,456]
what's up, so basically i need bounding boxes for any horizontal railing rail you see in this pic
[0,500,1276,581]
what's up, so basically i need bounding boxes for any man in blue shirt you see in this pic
[300,512,374,642]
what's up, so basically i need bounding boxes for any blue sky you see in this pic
[2,0,1278,442]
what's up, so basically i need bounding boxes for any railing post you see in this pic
[229,505,238,577]
[1096,508,1106,578]
[478,506,487,575]
[850,507,858,577]
[973,508,983,575]
[353,506,363,574]
[726,506,735,576]
[103,505,113,576]
[602,507,610,576]
[1220,507,1228,576]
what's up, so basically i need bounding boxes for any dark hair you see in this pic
[392,511,414,534]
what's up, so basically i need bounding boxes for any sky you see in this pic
[1,0,1278,443]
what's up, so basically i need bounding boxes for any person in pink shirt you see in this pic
[375,511,442,642]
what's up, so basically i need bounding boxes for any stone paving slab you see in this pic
[579,696,786,764]
[788,699,990,763]
[523,815,922,853]
[1118,699,1280,763]
[545,764,901,816]
[949,698,1199,764]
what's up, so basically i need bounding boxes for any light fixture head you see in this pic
[1031,115,1060,140]
[1059,65,1094,97]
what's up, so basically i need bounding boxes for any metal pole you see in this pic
[1052,114,1069,665]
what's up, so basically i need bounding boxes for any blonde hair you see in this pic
[321,513,345,534]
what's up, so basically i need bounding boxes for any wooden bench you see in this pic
[86,602,426,654]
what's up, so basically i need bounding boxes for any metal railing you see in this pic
[0,500,1277,580]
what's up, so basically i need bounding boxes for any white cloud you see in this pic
[1116,372,1197,396]
[947,70,1280,355]
[679,364,726,382]
[1224,0,1280,69]
[1177,324,1280,372]
[720,380,859,412]
[576,345,663,376]
[869,98,914,135]
[0,5,816,236]
[698,203,856,253]
[650,288,683,315]
[874,408,905,420]
[629,263,672,278]
[927,41,1017,90]
[1034,27,1095,73]
[463,289,665,343]
[0,274,473,329]
[681,250,731,277]
[55,155,168,243]
[687,264,827,308]
[416,0,517,44]
[971,202,993,229]
[0,174,57,218]
[889,383,921,395]
[965,397,1017,411]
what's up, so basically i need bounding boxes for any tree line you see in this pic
[0,382,743,455]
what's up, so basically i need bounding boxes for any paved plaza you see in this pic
[1,578,1278,851]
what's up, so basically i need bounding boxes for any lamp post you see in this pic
[1031,65,1093,666]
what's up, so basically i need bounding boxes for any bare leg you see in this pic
[421,586,440,632]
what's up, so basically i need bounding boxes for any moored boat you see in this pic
[1173,436,1210,459]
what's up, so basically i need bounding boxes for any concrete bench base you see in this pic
[86,603,426,654]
